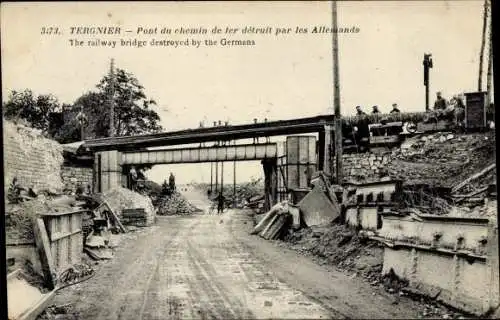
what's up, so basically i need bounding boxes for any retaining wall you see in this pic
[336,151,393,183]
[61,164,93,192]
[3,120,64,193]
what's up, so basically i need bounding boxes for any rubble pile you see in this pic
[221,179,265,208]
[38,303,80,320]
[156,191,201,215]
[101,187,156,225]
[387,132,496,188]
[282,223,384,276]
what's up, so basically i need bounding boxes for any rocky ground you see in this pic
[41,209,438,320]
[387,131,496,188]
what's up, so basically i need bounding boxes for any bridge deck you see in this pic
[121,143,278,165]
[83,112,428,151]
[84,115,333,151]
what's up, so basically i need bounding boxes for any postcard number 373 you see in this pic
[41,27,62,35]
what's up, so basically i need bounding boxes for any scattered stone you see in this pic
[264,301,272,307]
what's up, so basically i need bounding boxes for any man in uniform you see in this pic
[356,106,367,116]
[169,172,176,191]
[434,91,447,110]
[129,166,138,191]
[390,103,401,113]
[216,192,225,214]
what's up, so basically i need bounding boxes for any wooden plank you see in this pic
[451,163,496,193]
[40,210,89,217]
[18,289,57,320]
[101,199,127,233]
[50,229,83,242]
[32,217,56,289]
[452,186,489,199]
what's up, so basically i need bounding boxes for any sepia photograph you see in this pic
[1,1,497,319]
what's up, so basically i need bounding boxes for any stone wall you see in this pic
[3,120,64,193]
[61,164,93,192]
[339,151,393,183]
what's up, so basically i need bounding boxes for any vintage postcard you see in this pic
[1,1,497,319]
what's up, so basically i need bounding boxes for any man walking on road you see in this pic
[216,192,225,214]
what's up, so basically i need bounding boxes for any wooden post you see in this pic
[33,217,56,289]
[233,160,237,208]
[221,161,224,194]
[210,162,213,193]
[332,0,343,184]
[215,161,218,193]
[263,160,271,212]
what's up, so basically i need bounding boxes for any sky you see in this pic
[1,1,493,185]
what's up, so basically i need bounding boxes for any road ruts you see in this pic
[139,214,331,319]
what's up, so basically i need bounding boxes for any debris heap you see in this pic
[387,131,496,188]
[156,191,201,215]
[101,187,156,225]
[282,223,384,276]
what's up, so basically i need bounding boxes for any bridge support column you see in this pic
[318,125,334,176]
[94,150,122,193]
[262,158,278,212]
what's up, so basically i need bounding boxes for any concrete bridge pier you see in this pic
[262,158,278,212]
[94,150,122,193]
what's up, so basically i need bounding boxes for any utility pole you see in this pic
[332,0,343,184]
[423,53,433,111]
[486,0,492,105]
[109,58,116,137]
[233,144,237,208]
[478,0,489,91]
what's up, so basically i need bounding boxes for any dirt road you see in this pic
[51,190,424,319]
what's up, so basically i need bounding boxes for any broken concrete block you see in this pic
[298,187,340,227]
[85,235,106,248]
[84,247,113,260]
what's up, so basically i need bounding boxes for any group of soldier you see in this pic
[353,91,464,116]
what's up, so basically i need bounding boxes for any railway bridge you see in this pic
[80,115,338,210]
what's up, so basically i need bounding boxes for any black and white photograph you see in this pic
[1,1,497,319]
